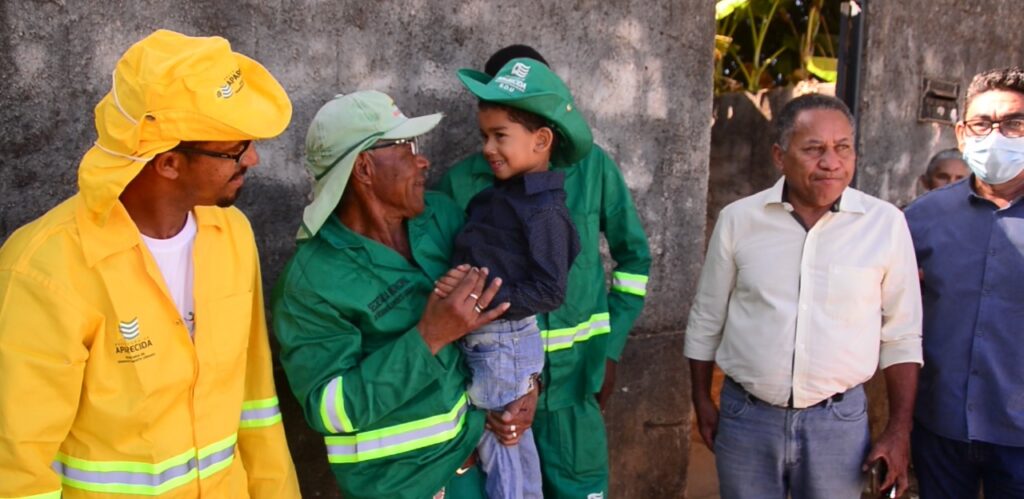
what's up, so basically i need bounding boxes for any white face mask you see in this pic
[962,133,1024,185]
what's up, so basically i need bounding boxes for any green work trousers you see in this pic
[534,396,610,498]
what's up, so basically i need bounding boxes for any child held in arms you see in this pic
[435,58,591,499]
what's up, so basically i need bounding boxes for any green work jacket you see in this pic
[437,145,651,411]
[271,192,483,499]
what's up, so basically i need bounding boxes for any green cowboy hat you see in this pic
[457,57,593,165]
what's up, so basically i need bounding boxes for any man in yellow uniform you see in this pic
[0,30,300,498]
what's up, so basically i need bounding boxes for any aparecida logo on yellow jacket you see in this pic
[113,317,156,362]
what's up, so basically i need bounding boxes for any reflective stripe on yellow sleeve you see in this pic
[240,396,283,429]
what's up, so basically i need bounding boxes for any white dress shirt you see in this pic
[685,177,922,408]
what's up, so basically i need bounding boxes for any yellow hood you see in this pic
[78,29,292,223]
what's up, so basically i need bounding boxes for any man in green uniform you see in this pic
[437,47,652,499]
[272,91,535,499]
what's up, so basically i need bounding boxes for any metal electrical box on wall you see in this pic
[919,78,960,124]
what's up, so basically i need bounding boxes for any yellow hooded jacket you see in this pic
[0,29,299,499]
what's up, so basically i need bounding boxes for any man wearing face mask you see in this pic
[904,66,1024,498]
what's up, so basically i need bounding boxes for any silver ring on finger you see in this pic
[468,293,480,301]
[511,431,517,438]
[474,304,483,314]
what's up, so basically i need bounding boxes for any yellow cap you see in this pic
[78,29,292,222]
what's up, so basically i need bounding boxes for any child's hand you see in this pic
[434,264,473,298]
[418,267,510,354]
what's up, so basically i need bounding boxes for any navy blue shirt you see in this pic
[905,177,1024,446]
[451,171,580,321]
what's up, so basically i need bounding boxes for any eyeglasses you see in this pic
[367,138,418,156]
[172,140,252,164]
[962,118,1024,138]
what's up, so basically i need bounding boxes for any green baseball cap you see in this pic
[299,90,442,239]
[457,57,593,165]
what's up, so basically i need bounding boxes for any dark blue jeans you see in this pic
[912,423,1024,499]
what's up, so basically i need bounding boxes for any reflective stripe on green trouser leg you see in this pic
[52,433,237,495]
[325,394,469,463]
[534,396,609,499]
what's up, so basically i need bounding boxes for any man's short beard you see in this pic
[216,189,241,208]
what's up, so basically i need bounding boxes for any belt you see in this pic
[727,377,844,409]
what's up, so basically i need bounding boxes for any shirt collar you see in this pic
[964,174,1024,207]
[77,197,225,268]
[497,170,565,195]
[468,153,572,178]
[965,174,985,202]
[316,214,365,250]
[763,176,865,214]
[318,200,437,251]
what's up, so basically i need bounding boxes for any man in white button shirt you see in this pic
[685,94,922,499]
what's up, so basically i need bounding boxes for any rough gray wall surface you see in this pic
[0,1,714,497]
[706,89,791,241]
[855,0,1024,204]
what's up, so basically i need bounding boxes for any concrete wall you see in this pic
[706,88,789,241]
[855,0,1024,204]
[0,2,714,497]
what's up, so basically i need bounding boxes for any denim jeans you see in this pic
[714,378,870,499]
[912,423,1024,499]
[461,316,545,499]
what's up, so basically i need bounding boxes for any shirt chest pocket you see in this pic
[825,265,884,324]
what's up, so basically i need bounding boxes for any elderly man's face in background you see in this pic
[923,158,969,190]
[366,141,429,218]
[774,108,856,210]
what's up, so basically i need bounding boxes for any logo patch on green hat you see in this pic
[510,62,531,78]
[495,62,532,94]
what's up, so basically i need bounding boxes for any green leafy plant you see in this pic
[714,0,840,94]
[798,0,837,82]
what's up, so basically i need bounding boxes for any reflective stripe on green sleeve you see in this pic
[325,394,469,464]
[611,272,648,297]
[320,376,357,433]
